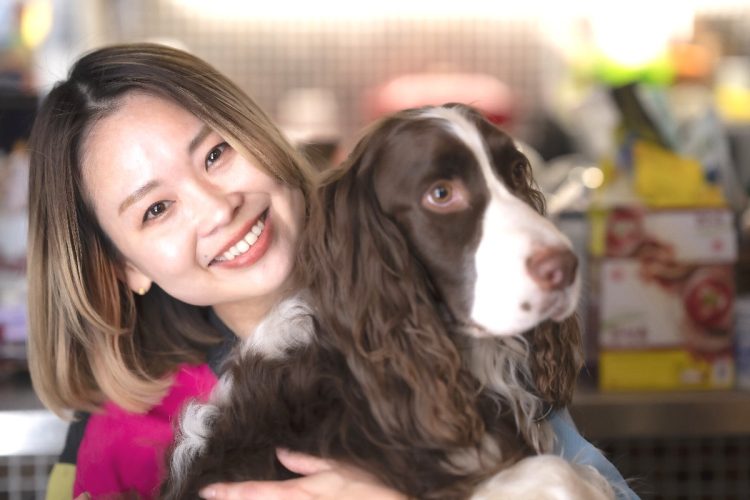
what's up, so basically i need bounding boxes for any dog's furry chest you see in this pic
[164,298,539,499]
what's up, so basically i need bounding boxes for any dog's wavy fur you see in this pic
[162,104,588,499]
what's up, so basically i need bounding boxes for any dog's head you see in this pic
[300,104,582,440]
[364,104,580,336]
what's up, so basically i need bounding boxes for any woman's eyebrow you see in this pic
[118,126,211,216]
[119,180,159,215]
[188,125,212,155]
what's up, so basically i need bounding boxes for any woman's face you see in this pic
[81,93,304,318]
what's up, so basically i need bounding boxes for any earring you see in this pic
[138,287,146,296]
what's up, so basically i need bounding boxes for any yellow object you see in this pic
[716,86,750,123]
[45,463,75,500]
[600,349,734,391]
[20,0,53,49]
[588,208,609,258]
[633,141,726,208]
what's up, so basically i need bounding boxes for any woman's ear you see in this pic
[123,261,153,296]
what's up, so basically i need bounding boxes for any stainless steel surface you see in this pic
[0,410,66,456]
[571,387,750,439]
[0,375,66,457]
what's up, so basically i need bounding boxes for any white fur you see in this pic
[239,294,315,358]
[444,434,503,475]
[170,398,222,487]
[471,455,615,500]
[461,334,554,453]
[418,107,580,336]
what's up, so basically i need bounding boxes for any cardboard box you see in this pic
[591,207,737,390]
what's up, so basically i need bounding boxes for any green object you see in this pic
[594,53,675,86]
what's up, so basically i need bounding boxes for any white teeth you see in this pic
[236,240,250,253]
[217,216,266,262]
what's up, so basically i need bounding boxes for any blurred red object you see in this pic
[365,73,514,125]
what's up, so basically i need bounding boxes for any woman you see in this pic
[28,43,636,499]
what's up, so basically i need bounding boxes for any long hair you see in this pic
[27,43,315,416]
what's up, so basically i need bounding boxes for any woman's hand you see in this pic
[198,449,407,500]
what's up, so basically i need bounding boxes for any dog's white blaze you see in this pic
[420,107,578,335]
[240,294,315,358]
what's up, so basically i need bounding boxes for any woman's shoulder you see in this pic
[151,363,218,418]
[549,408,640,500]
[61,363,217,498]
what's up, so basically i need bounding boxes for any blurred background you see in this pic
[2,0,750,498]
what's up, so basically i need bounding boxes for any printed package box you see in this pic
[590,207,737,391]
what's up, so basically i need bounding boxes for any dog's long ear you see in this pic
[299,120,485,448]
[526,317,583,407]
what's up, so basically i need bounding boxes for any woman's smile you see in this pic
[211,208,272,269]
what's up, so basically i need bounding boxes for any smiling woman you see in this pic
[28,44,312,417]
[25,43,325,499]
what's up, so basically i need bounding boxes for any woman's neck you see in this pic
[212,289,290,339]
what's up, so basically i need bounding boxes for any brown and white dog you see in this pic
[162,104,613,499]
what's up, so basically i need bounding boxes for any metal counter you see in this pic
[0,375,66,457]
[570,386,750,440]
[2,376,750,457]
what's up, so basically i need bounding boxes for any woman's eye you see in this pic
[205,142,228,169]
[143,201,172,222]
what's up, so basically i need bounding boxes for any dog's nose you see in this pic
[526,247,578,291]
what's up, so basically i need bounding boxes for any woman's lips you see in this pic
[211,209,273,269]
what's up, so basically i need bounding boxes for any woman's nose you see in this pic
[189,182,239,236]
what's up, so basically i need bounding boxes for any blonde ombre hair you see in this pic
[27,43,315,417]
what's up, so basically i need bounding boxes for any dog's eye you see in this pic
[422,180,469,213]
[431,184,452,202]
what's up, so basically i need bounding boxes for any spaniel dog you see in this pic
[162,104,614,499]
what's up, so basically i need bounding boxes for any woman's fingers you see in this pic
[275,448,335,476]
[199,481,288,500]
[197,450,337,500]
[198,450,407,500]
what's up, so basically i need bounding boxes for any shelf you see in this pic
[570,386,750,440]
